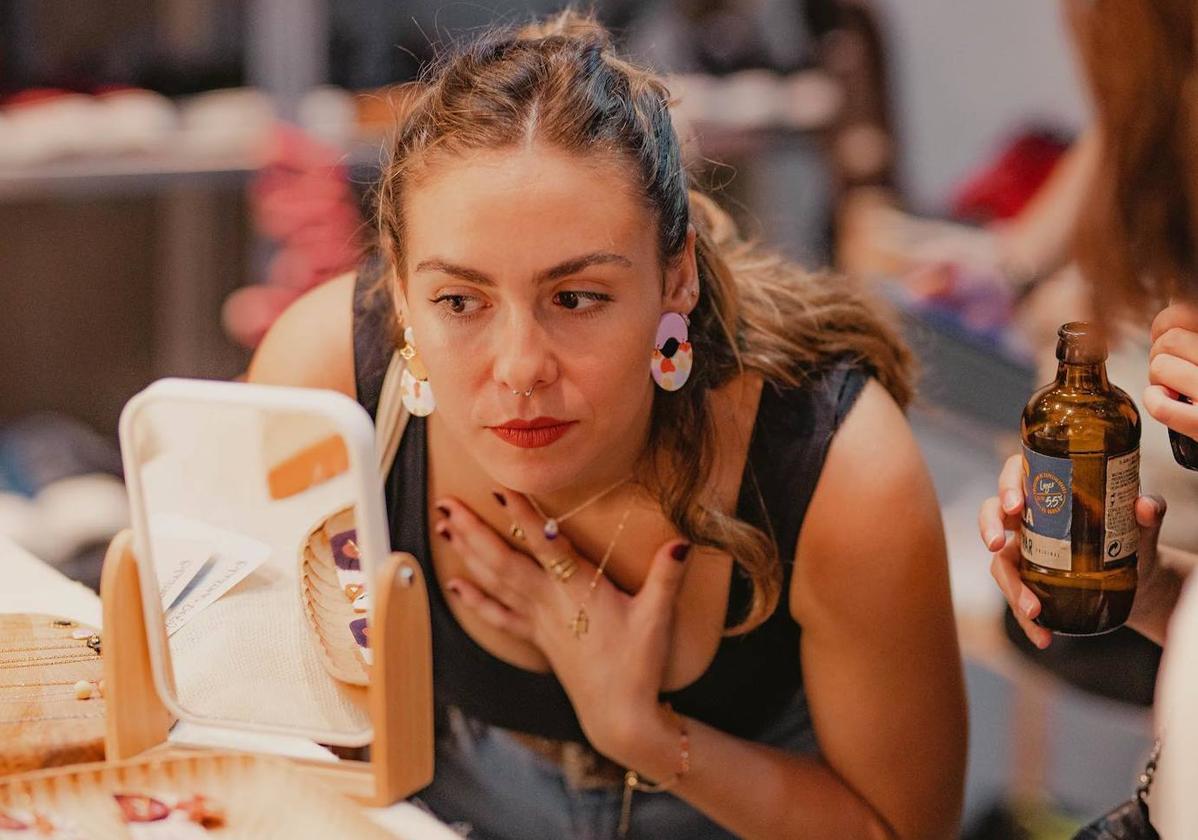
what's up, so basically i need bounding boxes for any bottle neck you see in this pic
[1056,360,1110,390]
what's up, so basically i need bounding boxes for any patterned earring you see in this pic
[651,312,693,392]
[399,326,436,416]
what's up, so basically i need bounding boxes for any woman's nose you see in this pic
[491,313,558,395]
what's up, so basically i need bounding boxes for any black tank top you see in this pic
[353,270,868,743]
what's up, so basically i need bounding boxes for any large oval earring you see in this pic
[399,326,436,416]
[651,312,693,392]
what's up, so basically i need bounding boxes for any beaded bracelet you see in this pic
[617,705,691,835]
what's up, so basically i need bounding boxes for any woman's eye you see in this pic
[431,294,482,316]
[553,290,610,312]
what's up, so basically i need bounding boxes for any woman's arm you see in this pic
[618,381,967,839]
[245,271,357,393]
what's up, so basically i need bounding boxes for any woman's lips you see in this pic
[487,418,578,449]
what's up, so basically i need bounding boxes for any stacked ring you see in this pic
[547,555,578,583]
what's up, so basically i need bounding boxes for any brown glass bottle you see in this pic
[1019,323,1141,635]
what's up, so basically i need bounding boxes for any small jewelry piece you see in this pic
[617,704,691,836]
[568,505,633,639]
[547,555,578,583]
[399,326,437,416]
[0,711,104,724]
[651,311,693,392]
[509,523,526,541]
[512,385,536,397]
[528,475,631,541]
[0,681,101,703]
[0,653,99,669]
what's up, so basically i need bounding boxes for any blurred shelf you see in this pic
[0,152,261,201]
[0,139,387,202]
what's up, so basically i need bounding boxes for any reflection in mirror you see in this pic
[127,392,373,745]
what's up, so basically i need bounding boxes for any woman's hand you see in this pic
[1146,302,1198,438]
[978,454,1172,646]
[431,490,690,763]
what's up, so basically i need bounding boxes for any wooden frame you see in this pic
[100,529,434,807]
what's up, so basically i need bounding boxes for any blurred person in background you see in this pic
[979,1,1198,835]
[253,11,966,839]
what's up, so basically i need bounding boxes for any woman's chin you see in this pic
[483,457,581,497]
[476,439,597,496]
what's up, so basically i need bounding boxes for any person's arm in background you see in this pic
[995,128,1100,292]
[246,272,357,394]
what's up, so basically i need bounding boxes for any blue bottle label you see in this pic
[1021,446,1073,571]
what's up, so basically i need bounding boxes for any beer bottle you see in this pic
[1019,322,1141,635]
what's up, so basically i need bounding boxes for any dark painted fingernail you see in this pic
[670,542,691,562]
[492,491,507,507]
[436,504,451,518]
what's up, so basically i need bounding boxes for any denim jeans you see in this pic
[413,691,820,840]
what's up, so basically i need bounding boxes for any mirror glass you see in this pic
[122,383,381,745]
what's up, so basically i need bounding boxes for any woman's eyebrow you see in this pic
[414,252,632,286]
[536,252,632,282]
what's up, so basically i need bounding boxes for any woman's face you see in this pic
[398,144,696,496]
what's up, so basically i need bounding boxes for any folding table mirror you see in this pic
[100,378,432,805]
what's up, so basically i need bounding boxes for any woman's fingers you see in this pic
[433,498,547,612]
[445,577,534,639]
[980,454,1027,550]
[978,496,1007,552]
[1149,352,1198,403]
[490,487,596,590]
[1144,383,1198,439]
[1150,302,1198,343]
[1134,494,1167,562]
[1149,324,1198,367]
[989,537,1052,649]
[997,453,1026,522]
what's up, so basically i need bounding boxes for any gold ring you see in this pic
[509,523,526,541]
[548,555,578,583]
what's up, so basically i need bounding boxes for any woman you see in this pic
[252,12,966,839]
[979,1,1198,835]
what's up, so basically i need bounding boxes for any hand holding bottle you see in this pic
[979,455,1175,646]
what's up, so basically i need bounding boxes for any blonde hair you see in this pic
[376,10,913,632]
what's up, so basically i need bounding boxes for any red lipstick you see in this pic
[488,417,577,448]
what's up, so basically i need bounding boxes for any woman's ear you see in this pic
[391,267,410,325]
[662,225,699,313]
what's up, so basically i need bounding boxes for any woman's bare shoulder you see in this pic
[246,272,357,396]
[791,379,944,619]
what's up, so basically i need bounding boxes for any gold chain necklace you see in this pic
[0,689,98,703]
[0,711,104,725]
[0,652,99,669]
[529,476,631,540]
[568,505,633,638]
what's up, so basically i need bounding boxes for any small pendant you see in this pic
[569,607,589,638]
[544,518,560,540]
